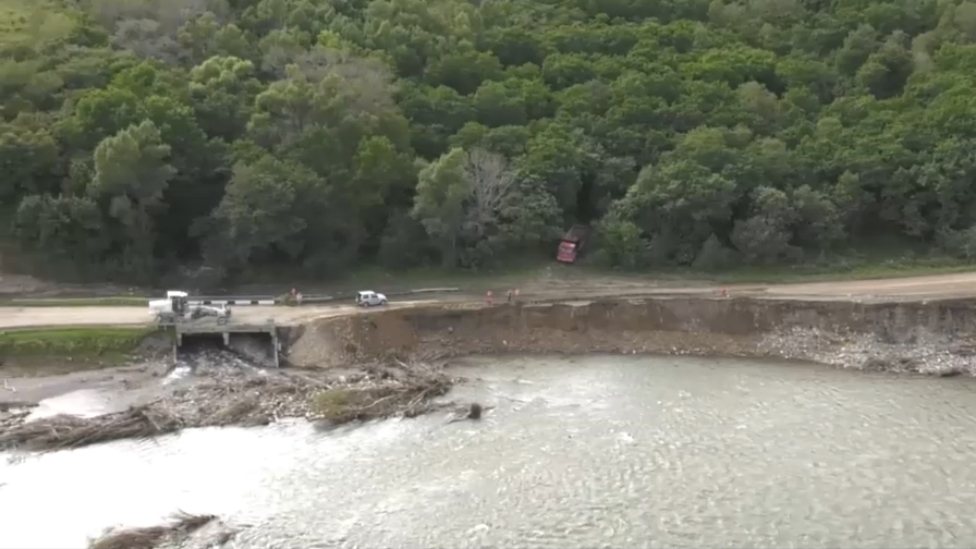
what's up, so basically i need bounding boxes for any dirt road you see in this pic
[515,271,976,302]
[0,300,450,329]
[758,272,976,299]
[3,272,976,329]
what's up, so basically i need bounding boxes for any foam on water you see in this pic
[4,355,976,549]
[25,389,129,421]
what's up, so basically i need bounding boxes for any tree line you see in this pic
[3,0,976,283]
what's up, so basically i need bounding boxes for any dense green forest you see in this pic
[2,0,976,283]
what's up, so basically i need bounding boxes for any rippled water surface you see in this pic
[4,355,976,548]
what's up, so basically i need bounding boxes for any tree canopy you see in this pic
[3,0,976,282]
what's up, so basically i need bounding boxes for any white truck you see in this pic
[149,290,232,325]
[149,290,189,324]
[356,290,388,307]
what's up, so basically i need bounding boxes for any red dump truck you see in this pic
[556,224,589,264]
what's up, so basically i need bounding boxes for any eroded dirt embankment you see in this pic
[286,297,976,375]
[6,295,974,453]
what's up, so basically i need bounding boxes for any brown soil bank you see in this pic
[286,297,976,376]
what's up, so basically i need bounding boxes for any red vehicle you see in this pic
[556,224,589,263]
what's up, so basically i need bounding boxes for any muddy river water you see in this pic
[4,355,976,548]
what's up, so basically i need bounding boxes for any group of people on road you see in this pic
[289,288,304,305]
[486,289,520,306]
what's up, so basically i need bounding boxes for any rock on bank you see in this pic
[284,297,976,375]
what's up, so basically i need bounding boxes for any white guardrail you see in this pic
[183,287,460,307]
[189,297,277,306]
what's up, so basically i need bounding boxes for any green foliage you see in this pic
[0,327,155,356]
[208,153,317,267]
[0,296,147,306]
[597,217,644,269]
[3,0,976,283]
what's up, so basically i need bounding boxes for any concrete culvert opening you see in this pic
[177,333,225,354]
[226,332,278,368]
[176,330,279,368]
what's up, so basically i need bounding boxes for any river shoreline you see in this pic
[3,295,976,452]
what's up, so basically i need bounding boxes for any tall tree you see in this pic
[89,120,176,276]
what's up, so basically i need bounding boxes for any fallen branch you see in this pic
[0,401,34,411]
[310,361,454,424]
[0,406,184,452]
[88,512,216,549]
[0,359,458,452]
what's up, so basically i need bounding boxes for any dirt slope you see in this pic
[288,294,976,376]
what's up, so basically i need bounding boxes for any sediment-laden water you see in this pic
[4,355,976,549]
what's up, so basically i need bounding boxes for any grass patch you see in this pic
[705,260,976,285]
[0,296,149,307]
[310,260,976,297]
[584,255,976,286]
[238,260,548,297]
[0,326,156,357]
[246,252,976,297]
[341,262,546,289]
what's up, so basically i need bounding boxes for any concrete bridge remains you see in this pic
[174,319,281,367]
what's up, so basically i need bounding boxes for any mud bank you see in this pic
[286,297,976,375]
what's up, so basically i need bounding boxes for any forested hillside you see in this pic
[2,0,976,283]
